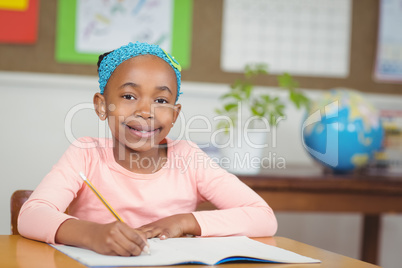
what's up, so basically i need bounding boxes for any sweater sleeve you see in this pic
[190,147,277,237]
[18,139,89,244]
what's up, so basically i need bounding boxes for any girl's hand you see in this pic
[56,219,149,256]
[137,213,201,239]
[85,221,150,256]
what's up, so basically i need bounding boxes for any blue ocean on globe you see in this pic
[302,89,384,173]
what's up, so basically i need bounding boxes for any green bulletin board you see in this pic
[56,0,193,69]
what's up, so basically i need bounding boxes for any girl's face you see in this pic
[94,55,181,154]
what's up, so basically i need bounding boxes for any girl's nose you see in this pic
[134,100,153,119]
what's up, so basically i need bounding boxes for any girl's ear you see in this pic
[173,103,182,123]
[93,93,107,121]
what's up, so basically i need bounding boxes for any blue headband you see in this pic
[98,42,182,101]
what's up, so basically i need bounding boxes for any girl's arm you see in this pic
[136,143,277,239]
[18,141,85,244]
[136,171,276,239]
[191,158,278,237]
[192,183,278,237]
[18,138,148,255]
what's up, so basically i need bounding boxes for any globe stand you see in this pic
[322,166,366,177]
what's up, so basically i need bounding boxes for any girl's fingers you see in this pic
[138,226,162,239]
[101,223,147,256]
[111,239,138,256]
[145,228,161,239]
[132,230,151,254]
[143,227,172,240]
[159,233,168,240]
[111,228,144,256]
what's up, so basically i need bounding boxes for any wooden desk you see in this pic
[0,235,379,268]
[198,170,402,265]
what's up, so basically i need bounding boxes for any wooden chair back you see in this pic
[10,190,33,235]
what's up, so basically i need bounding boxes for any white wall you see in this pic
[1,71,401,267]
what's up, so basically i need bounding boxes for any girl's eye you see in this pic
[123,94,135,100]
[155,98,168,104]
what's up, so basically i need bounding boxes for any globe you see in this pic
[302,88,384,173]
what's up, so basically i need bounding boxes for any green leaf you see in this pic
[278,73,298,90]
[231,93,243,101]
[244,84,253,99]
[256,63,268,74]
[224,103,238,112]
[220,93,242,101]
[216,121,229,130]
[251,106,264,117]
[275,105,285,116]
[290,91,300,109]
[260,95,270,103]
[230,79,242,90]
[244,65,254,79]
[289,90,309,109]
[220,93,232,100]
[244,63,269,79]
[215,108,223,115]
[251,107,259,116]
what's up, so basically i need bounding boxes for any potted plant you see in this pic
[214,64,309,174]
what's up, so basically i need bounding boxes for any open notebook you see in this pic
[51,236,321,266]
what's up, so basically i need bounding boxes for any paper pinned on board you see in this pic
[75,0,173,54]
[221,0,352,78]
[0,0,38,44]
[0,0,29,11]
[374,0,402,83]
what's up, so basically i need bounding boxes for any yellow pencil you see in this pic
[79,172,151,255]
[79,172,124,222]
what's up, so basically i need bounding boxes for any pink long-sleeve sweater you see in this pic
[18,137,277,244]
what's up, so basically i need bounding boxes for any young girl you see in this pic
[18,42,277,256]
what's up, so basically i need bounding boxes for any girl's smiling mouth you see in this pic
[124,123,160,138]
